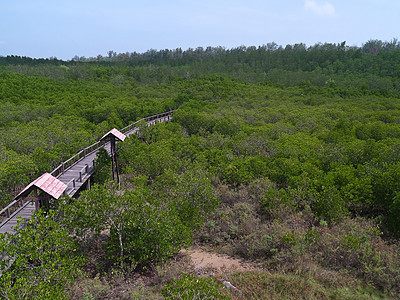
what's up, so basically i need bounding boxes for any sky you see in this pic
[0,0,399,60]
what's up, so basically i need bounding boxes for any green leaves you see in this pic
[0,210,83,299]
[162,273,229,300]
[92,147,112,184]
[60,183,192,268]
[169,166,218,229]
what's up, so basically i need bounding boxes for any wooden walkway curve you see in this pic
[0,111,173,235]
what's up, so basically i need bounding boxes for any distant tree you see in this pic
[266,42,279,51]
[362,39,384,55]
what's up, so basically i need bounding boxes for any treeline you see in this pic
[3,79,400,297]
[1,39,400,94]
[0,55,63,66]
[1,39,400,298]
[0,71,179,206]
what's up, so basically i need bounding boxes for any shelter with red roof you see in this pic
[15,172,67,210]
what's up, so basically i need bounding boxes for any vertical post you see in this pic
[85,164,89,174]
[111,136,116,181]
[115,147,120,185]
[79,171,82,182]
[87,177,91,190]
[73,179,76,188]
[61,163,65,174]
[34,188,39,211]
[42,195,49,210]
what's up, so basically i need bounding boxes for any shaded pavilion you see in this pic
[15,172,67,210]
[100,128,127,183]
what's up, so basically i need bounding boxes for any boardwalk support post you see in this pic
[101,129,126,186]
[110,136,119,183]
[34,188,39,211]
[0,110,174,239]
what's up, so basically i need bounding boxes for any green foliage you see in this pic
[106,194,192,267]
[0,147,37,206]
[388,192,400,233]
[199,183,400,297]
[0,210,83,299]
[310,185,349,223]
[162,273,229,300]
[60,183,192,267]
[166,166,218,229]
[92,147,111,184]
[2,41,400,298]
[342,235,361,251]
[225,270,387,299]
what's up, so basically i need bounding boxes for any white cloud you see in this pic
[304,0,336,17]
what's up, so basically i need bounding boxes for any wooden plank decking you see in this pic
[0,112,173,235]
[0,202,36,235]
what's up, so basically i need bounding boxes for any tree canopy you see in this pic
[1,39,400,298]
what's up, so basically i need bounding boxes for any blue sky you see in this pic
[0,0,399,60]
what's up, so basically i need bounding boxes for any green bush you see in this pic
[162,273,228,300]
[60,183,192,268]
[0,210,84,299]
[92,147,111,184]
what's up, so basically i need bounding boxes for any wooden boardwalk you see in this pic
[0,111,173,235]
[0,202,36,235]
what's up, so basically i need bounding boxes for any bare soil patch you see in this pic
[181,247,260,274]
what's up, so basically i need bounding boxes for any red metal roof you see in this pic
[16,173,67,200]
[101,128,126,142]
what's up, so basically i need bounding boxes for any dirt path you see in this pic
[181,247,259,274]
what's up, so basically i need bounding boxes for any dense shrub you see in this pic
[162,273,228,300]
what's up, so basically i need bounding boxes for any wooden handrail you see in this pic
[0,199,21,218]
[4,109,175,212]
[119,109,175,133]
[0,111,172,274]
[0,200,31,222]
[0,109,175,274]
[54,110,175,176]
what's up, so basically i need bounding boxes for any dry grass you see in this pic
[225,270,387,300]
[66,181,399,299]
[195,182,400,299]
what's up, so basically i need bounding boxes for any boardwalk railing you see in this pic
[0,199,30,222]
[50,110,174,178]
[0,109,174,224]
[64,161,95,196]
[50,140,102,178]
[0,109,175,277]
[120,110,173,133]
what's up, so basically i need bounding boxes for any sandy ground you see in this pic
[181,247,259,274]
